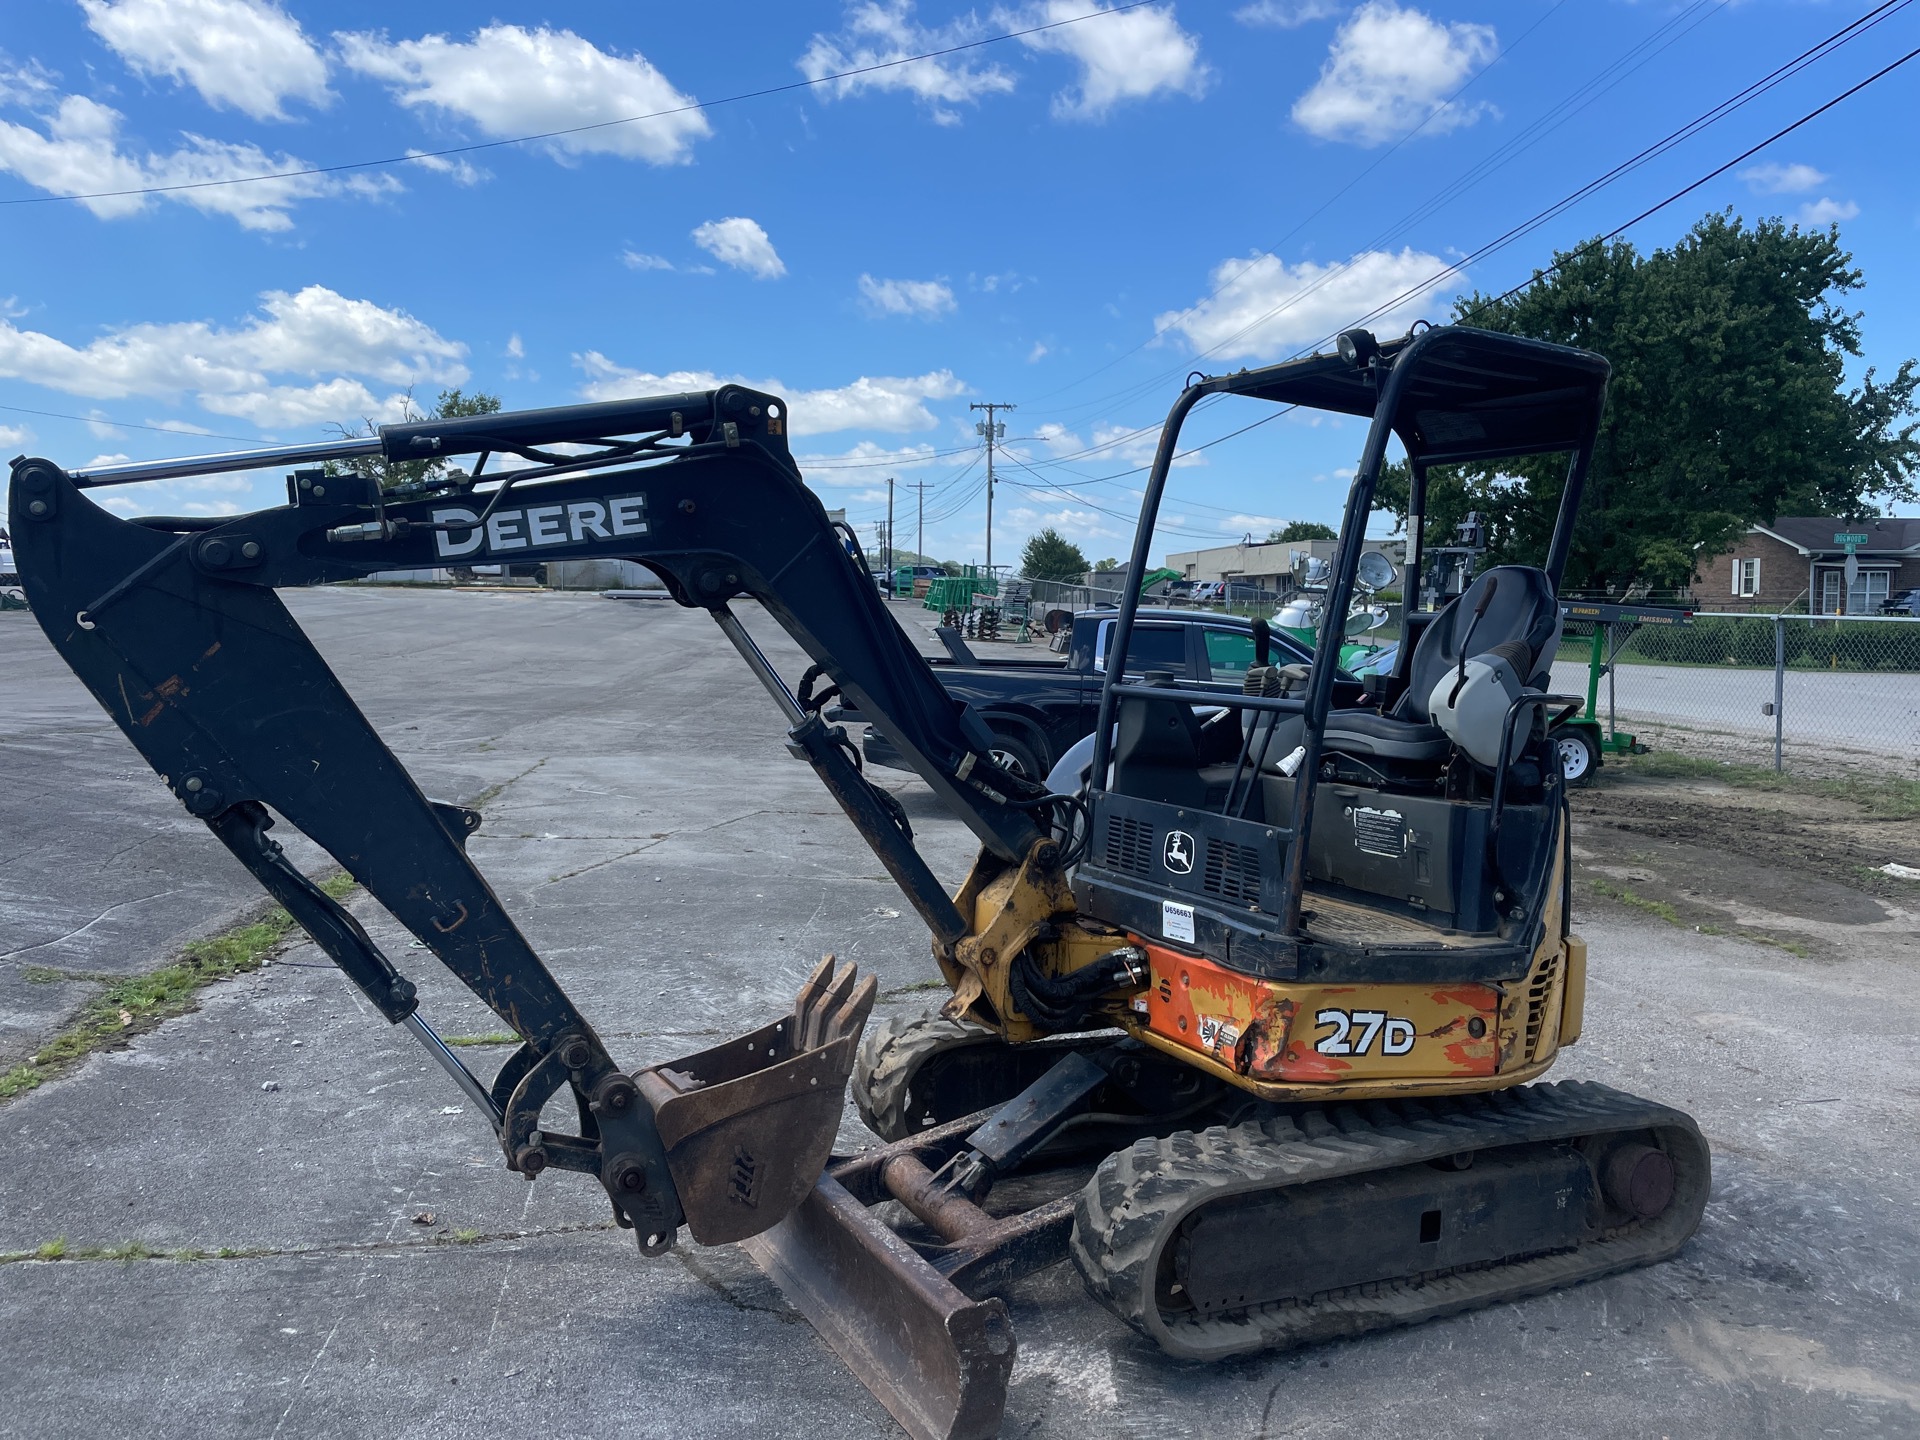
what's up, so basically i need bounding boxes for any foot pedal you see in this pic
[635,957,876,1245]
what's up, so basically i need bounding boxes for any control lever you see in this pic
[1449,574,1500,704]
[1251,616,1271,667]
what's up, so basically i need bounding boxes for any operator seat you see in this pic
[1320,565,1562,765]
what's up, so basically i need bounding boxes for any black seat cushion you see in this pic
[1321,709,1451,762]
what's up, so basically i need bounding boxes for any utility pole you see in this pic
[885,476,895,576]
[971,401,1015,575]
[905,479,931,564]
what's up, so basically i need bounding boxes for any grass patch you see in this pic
[444,1033,517,1047]
[881,977,950,998]
[451,1229,481,1245]
[20,966,63,985]
[0,872,358,1106]
[1587,876,1681,923]
[1587,878,1812,957]
[1615,751,1920,820]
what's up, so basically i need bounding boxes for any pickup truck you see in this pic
[837,608,1324,781]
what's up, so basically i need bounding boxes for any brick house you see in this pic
[1695,516,1920,614]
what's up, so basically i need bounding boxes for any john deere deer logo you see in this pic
[1163,831,1195,875]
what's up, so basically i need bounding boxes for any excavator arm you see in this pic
[6,384,1085,1253]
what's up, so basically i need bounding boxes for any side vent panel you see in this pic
[1103,816,1154,877]
[1203,838,1262,903]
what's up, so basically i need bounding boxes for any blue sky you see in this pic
[2,0,1915,569]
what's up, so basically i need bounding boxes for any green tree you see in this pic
[1020,527,1091,582]
[1265,520,1337,543]
[1092,556,1122,571]
[1376,212,1920,592]
[326,388,504,492]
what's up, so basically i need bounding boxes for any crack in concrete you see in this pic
[0,889,179,962]
[0,1220,619,1270]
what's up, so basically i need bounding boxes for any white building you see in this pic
[1163,538,1406,591]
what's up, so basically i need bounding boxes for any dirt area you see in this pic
[1571,763,1920,963]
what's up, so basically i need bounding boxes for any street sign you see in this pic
[1833,531,1870,546]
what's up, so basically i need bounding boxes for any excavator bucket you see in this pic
[637,957,878,1245]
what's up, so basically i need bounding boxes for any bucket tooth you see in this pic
[743,1172,1015,1440]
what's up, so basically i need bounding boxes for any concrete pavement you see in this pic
[2,588,1917,1438]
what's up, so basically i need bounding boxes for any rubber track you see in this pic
[1069,1080,1709,1359]
[852,1011,995,1142]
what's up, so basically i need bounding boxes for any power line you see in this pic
[0,401,260,444]
[1459,41,1920,321]
[1020,0,1586,414]
[1010,0,1909,474]
[1188,0,1914,369]
[0,3,1157,210]
[997,32,1920,558]
[799,443,976,469]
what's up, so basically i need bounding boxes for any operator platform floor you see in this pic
[1,588,1916,1439]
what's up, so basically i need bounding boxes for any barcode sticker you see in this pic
[1162,899,1195,944]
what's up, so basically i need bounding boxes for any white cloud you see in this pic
[621,249,675,271]
[86,452,133,468]
[799,2,1017,124]
[1739,161,1827,195]
[0,94,391,231]
[198,377,403,428]
[692,217,785,279]
[0,424,31,448]
[1156,247,1453,361]
[1012,0,1210,120]
[81,0,330,121]
[1234,0,1342,27]
[795,439,955,483]
[505,333,524,359]
[858,274,955,318]
[404,149,487,186]
[0,286,467,431]
[1027,341,1048,362]
[972,271,1032,294]
[575,353,964,435]
[1292,1,1495,145]
[1797,197,1859,227]
[336,24,710,165]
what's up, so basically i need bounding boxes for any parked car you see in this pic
[833,608,1345,782]
[1884,588,1920,617]
[1188,580,1225,604]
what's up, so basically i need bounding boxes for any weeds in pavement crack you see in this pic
[0,873,358,1105]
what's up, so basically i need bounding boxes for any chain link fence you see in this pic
[1022,577,1292,620]
[1548,612,1920,778]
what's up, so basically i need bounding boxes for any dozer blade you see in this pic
[742,1172,1015,1440]
[636,957,877,1246]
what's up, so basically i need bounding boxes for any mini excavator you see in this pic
[9,325,1708,1440]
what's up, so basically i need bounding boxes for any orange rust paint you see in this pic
[199,642,221,662]
[1135,938,1501,1082]
[155,675,185,698]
